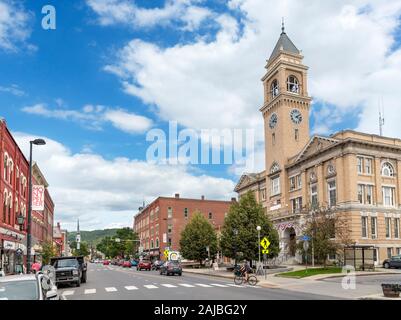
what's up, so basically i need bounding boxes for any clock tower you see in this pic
[260,23,312,209]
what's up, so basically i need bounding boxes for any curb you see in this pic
[315,272,401,281]
[182,269,233,280]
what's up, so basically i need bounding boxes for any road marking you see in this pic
[194,283,213,288]
[125,286,138,291]
[161,284,177,288]
[225,284,243,287]
[144,285,158,289]
[210,283,229,287]
[178,283,195,288]
[62,290,75,296]
[84,289,96,294]
[105,287,117,292]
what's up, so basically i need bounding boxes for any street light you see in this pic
[257,226,261,268]
[26,138,46,274]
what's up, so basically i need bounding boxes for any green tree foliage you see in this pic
[68,229,119,245]
[179,212,218,265]
[220,191,279,263]
[70,241,90,257]
[297,209,351,266]
[96,228,139,259]
[42,241,57,265]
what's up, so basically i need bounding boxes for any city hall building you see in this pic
[235,26,401,265]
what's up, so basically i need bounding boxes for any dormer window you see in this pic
[287,76,299,94]
[381,162,395,177]
[271,80,279,99]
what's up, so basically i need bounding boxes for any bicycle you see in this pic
[233,269,258,286]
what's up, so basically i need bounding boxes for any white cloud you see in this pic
[103,0,401,152]
[0,0,32,51]
[0,84,25,96]
[22,103,153,134]
[104,109,153,134]
[13,132,236,231]
[86,0,211,30]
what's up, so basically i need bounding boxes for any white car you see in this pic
[0,273,59,300]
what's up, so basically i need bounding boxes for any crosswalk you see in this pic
[61,282,260,298]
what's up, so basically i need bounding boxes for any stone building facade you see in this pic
[235,26,401,265]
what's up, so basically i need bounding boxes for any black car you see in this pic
[159,261,182,276]
[383,255,401,269]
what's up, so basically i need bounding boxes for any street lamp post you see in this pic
[256,226,261,268]
[26,138,46,274]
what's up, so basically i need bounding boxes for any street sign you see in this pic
[301,235,311,241]
[16,248,23,256]
[260,237,270,254]
[164,249,169,259]
[303,241,309,251]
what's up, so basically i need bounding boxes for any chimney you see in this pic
[201,195,205,200]
[57,222,60,229]
[175,193,180,199]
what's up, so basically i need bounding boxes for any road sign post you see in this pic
[303,240,309,273]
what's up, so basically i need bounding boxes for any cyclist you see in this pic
[240,260,252,282]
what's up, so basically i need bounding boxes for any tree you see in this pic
[220,191,279,264]
[298,207,352,267]
[42,241,57,265]
[96,228,139,259]
[70,241,90,257]
[179,212,218,266]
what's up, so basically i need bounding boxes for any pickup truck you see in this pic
[50,256,87,287]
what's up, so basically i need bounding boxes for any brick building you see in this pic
[235,26,401,265]
[0,119,54,274]
[133,194,235,260]
[53,222,70,257]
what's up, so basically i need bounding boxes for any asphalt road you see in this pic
[58,263,338,300]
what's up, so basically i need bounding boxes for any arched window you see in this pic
[382,162,395,177]
[270,162,280,174]
[156,238,159,248]
[208,212,213,220]
[287,76,299,93]
[271,79,279,98]
[151,239,154,249]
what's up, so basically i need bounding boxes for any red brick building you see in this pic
[133,194,235,260]
[53,222,69,257]
[0,119,54,274]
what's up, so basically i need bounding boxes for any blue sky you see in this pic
[1,0,401,230]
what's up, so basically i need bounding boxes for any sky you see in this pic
[1,0,401,231]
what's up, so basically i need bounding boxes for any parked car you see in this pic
[152,260,164,270]
[103,260,110,266]
[130,259,138,267]
[118,260,125,267]
[0,273,59,300]
[51,256,87,287]
[383,255,401,269]
[159,261,182,276]
[122,261,131,268]
[137,260,152,271]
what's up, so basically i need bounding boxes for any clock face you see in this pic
[269,113,278,129]
[290,109,303,124]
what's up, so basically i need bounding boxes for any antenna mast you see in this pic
[379,97,385,136]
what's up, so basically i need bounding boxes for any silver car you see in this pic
[0,273,59,300]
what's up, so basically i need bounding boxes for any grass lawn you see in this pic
[276,267,342,278]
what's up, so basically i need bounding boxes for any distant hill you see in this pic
[68,229,119,245]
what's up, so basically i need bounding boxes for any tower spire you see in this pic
[281,17,285,34]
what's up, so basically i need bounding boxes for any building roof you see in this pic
[269,30,300,62]
[234,171,266,192]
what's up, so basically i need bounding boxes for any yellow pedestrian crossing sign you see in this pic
[260,237,270,254]
[164,249,169,258]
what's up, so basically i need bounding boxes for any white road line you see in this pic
[144,285,158,289]
[105,287,117,292]
[125,286,138,291]
[194,283,213,288]
[84,289,96,294]
[62,290,75,296]
[178,283,195,288]
[225,284,243,287]
[210,283,229,287]
[161,284,177,288]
